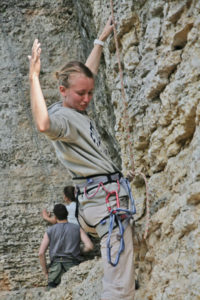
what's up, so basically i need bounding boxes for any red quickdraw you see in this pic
[104,181,120,213]
[84,180,121,214]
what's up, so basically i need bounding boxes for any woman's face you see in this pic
[61,73,94,111]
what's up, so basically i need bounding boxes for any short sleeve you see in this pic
[44,113,77,141]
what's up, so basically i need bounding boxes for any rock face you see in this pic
[0,0,200,299]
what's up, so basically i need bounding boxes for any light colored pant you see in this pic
[101,224,135,300]
[79,196,135,300]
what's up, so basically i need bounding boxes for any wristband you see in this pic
[94,39,104,47]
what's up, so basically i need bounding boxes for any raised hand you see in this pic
[28,39,42,80]
[126,170,135,182]
[99,16,114,41]
[42,209,51,220]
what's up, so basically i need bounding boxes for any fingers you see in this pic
[105,16,114,30]
[128,171,134,176]
[108,15,118,30]
[99,16,114,41]
[30,39,41,61]
[127,170,135,182]
[32,39,41,51]
[108,15,113,26]
[42,209,47,217]
[34,40,41,57]
[128,171,135,177]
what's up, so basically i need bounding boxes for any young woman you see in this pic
[29,17,135,300]
[42,186,79,225]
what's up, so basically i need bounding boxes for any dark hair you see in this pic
[63,186,76,202]
[53,204,68,220]
[55,61,94,88]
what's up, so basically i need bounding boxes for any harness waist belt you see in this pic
[74,172,122,190]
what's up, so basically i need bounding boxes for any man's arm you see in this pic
[38,232,50,278]
[28,39,50,132]
[42,209,57,224]
[80,228,94,252]
[85,17,113,75]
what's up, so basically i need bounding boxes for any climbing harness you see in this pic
[75,172,136,266]
[109,0,150,239]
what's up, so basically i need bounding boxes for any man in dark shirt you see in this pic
[39,203,93,289]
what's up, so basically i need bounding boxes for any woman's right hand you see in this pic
[28,39,41,81]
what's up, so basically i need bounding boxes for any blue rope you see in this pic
[123,177,136,214]
[106,178,136,266]
[106,210,125,266]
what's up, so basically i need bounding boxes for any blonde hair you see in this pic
[55,61,94,88]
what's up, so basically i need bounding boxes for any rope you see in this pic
[109,0,150,239]
[107,211,125,266]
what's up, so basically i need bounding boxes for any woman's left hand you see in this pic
[98,16,114,41]
[126,170,135,182]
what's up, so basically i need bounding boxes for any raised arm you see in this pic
[85,16,114,75]
[42,209,57,224]
[80,228,94,252]
[28,39,50,132]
